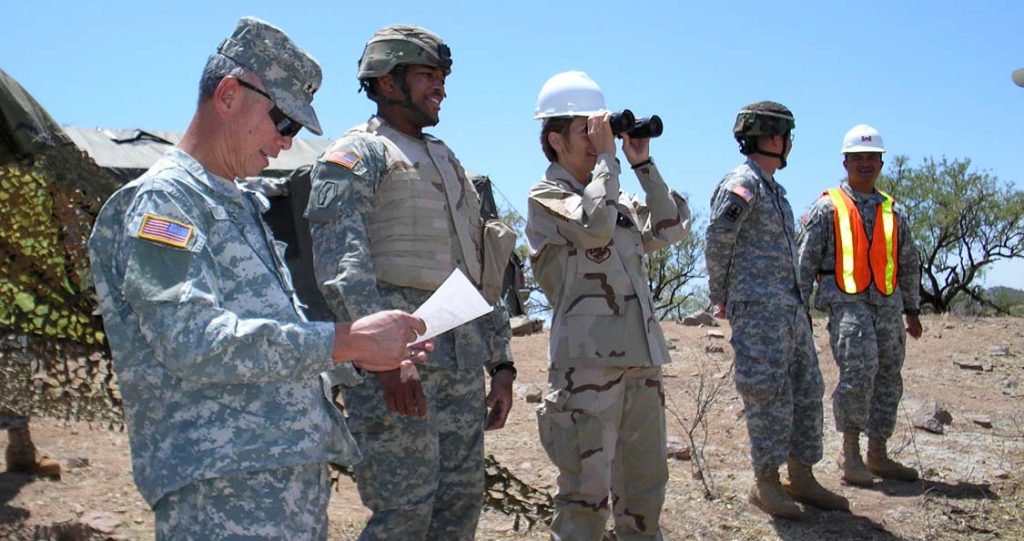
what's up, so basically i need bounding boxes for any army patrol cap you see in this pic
[357,24,453,80]
[733,101,795,137]
[217,16,324,135]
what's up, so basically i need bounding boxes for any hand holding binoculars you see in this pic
[608,109,663,139]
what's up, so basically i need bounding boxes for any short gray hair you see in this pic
[197,53,250,105]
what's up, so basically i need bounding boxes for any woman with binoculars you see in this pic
[525,71,692,541]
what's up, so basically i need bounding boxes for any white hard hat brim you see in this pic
[842,146,886,154]
[534,108,608,120]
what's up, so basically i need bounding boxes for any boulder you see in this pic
[913,399,953,434]
[510,316,544,336]
[666,436,691,460]
[515,383,544,404]
[680,312,717,327]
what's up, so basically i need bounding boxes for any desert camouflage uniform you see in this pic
[89,149,361,538]
[527,156,690,540]
[306,115,512,541]
[705,158,824,478]
[797,182,921,438]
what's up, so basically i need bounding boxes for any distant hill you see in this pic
[950,285,1024,316]
[987,286,1024,306]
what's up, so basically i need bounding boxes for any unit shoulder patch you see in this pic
[136,213,194,248]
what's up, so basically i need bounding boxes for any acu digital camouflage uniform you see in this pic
[527,154,691,540]
[89,18,359,540]
[705,158,825,478]
[798,182,921,439]
[306,115,513,541]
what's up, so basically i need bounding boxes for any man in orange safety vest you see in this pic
[797,124,923,488]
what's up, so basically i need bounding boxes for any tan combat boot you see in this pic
[783,459,850,512]
[866,437,918,481]
[749,469,801,519]
[5,426,61,479]
[838,431,873,487]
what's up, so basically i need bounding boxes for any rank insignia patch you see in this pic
[136,213,193,248]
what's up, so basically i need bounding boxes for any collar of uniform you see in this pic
[164,147,246,209]
[365,114,440,143]
[840,181,882,204]
[544,161,587,193]
[744,157,786,195]
[241,187,272,213]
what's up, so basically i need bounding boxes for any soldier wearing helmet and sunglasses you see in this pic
[797,124,922,488]
[305,24,516,540]
[705,102,849,519]
[88,18,427,539]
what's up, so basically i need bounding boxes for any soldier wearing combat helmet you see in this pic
[305,24,516,540]
[706,101,849,519]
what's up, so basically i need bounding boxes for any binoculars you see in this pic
[609,109,663,139]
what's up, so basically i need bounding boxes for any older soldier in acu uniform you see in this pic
[527,71,691,541]
[706,102,848,519]
[305,25,516,541]
[798,124,922,487]
[88,18,426,540]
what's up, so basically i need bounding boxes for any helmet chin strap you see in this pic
[748,138,789,169]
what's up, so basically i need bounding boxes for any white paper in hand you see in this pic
[411,268,493,343]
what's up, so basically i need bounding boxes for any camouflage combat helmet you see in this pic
[733,101,795,138]
[357,24,452,80]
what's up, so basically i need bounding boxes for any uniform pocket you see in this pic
[537,402,603,474]
[122,238,198,304]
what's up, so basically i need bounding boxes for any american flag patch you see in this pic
[730,185,754,203]
[326,150,360,170]
[136,213,193,248]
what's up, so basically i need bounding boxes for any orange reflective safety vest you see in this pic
[824,187,899,296]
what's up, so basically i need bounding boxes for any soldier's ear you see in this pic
[548,132,566,157]
[212,77,242,120]
[376,73,401,100]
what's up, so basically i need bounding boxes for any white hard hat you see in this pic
[534,71,606,119]
[841,124,885,154]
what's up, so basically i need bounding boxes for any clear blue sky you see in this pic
[5,0,1022,288]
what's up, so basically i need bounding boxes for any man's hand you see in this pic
[906,314,923,339]
[333,310,431,371]
[484,369,515,431]
[376,360,427,418]
[621,132,650,166]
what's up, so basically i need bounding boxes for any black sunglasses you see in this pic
[235,79,303,138]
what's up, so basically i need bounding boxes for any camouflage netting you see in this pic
[329,454,554,531]
[1,67,123,425]
[0,145,123,426]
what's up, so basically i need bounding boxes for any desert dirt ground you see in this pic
[1,314,1022,540]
